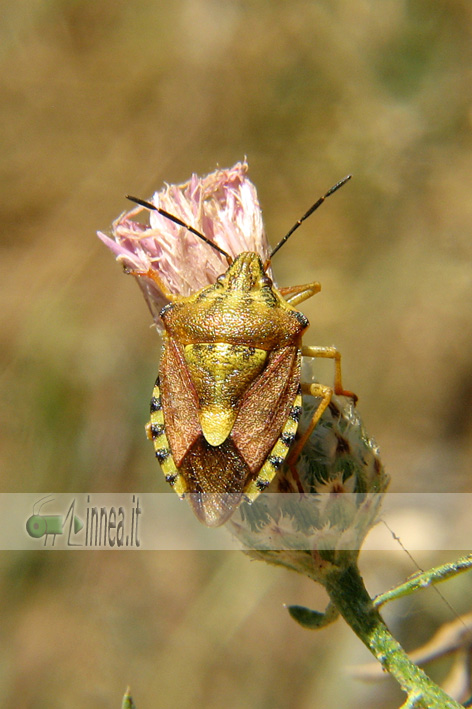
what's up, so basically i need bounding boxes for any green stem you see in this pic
[374,554,472,608]
[323,564,463,709]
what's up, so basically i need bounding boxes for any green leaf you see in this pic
[286,602,339,629]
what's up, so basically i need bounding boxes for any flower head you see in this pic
[228,375,390,582]
[98,161,270,331]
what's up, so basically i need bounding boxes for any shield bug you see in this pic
[126,176,356,526]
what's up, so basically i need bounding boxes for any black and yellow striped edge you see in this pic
[244,389,302,501]
[147,378,302,504]
[148,377,187,497]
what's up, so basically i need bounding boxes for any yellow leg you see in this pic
[279,281,321,307]
[286,381,333,475]
[301,345,357,400]
[286,345,358,475]
[125,266,181,303]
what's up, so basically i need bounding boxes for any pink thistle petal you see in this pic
[98,161,271,331]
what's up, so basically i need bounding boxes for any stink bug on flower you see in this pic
[124,176,356,527]
[98,163,357,526]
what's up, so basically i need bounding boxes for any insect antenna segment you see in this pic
[269,174,352,260]
[126,195,232,262]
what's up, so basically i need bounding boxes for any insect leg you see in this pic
[301,345,357,400]
[279,282,321,307]
[286,346,358,474]
[286,381,333,475]
[125,266,181,302]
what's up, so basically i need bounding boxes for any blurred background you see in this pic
[1,1,471,707]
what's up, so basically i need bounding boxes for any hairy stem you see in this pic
[323,564,463,709]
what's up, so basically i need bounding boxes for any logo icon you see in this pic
[26,495,83,546]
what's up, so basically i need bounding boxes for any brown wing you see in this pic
[159,338,202,467]
[160,338,300,526]
[231,344,301,475]
[179,436,251,526]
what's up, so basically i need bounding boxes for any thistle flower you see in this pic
[98,161,270,331]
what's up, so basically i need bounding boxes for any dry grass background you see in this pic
[1,1,472,707]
